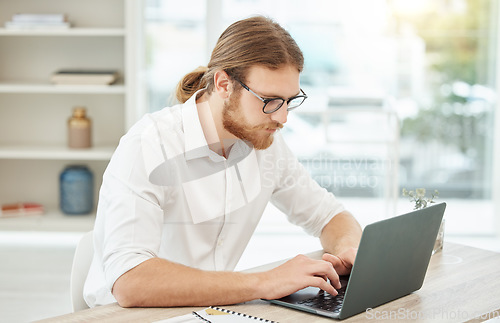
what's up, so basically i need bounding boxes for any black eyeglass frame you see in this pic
[234,78,308,114]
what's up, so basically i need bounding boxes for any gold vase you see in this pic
[68,106,92,148]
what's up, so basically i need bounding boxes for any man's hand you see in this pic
[259,254,342,300]
[319,211,361,276]
[322,247,357,276]
[113,253,350,308]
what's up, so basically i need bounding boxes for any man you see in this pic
[84,16,362,308]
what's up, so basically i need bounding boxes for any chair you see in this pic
[70,230,94,312]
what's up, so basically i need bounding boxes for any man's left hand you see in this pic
[322,247,357,276]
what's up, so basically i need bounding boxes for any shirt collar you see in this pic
[182,89,224,161]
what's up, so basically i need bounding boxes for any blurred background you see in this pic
[1,0,499,321]
[143,0,499,245]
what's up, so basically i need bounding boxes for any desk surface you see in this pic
[37,243,500,323]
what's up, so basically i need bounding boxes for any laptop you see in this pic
[266,202,446,320]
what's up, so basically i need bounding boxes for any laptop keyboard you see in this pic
[297,278,348,313]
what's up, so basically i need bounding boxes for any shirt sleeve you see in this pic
[96,121,166,292]
[270,134,345,237]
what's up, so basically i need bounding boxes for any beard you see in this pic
[222,91,283,150]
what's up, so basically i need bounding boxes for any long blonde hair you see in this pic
[175,16,304,103]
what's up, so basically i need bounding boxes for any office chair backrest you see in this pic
[70,231,94,312]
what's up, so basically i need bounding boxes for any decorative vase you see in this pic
[432,219,445,255]
[68,106,92,148]
[60,165,94,215]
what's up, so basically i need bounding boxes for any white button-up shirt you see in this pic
[84,91,345,307]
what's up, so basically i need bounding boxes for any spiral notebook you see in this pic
[155,306,277,323]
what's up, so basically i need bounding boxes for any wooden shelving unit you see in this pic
[0,0,142,231]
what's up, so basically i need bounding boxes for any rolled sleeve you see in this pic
[97,127,166,291]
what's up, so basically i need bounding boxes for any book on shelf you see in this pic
[51,69,119,85]
[12,13,67,23]
[5,13,70,30]
[5,21,71,30]
[0,202,44,218]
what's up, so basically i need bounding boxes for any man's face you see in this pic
[222,65,301,150]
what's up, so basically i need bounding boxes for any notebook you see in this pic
[265,202,446,320]
[156,306,277,323]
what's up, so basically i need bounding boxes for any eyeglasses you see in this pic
[235,79,308,114]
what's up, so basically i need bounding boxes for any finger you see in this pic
[314,260,341,290]
[323,253,350,277]
[322,253,343,268]
[316,274,328,282]
[327,271,342,290]
[312,276,338,296]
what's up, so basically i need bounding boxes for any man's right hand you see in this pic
[258,254,342,300]
[113,254,343,307]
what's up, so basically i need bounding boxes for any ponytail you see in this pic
[175,16,303,104]
[175,66,208,103]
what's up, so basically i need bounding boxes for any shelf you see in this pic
[0,0,136,233]
[0,210,95,232]
[0,145,115,160]
[0,27,125,37]
[0,82,125,94]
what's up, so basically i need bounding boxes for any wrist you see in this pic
[246,271,271,300]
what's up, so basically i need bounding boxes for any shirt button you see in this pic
[217,239,224,247]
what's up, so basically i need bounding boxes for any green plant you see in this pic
[402,188,439,210]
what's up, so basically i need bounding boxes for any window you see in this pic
[144,0,207,110]
[143,0,499,245]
